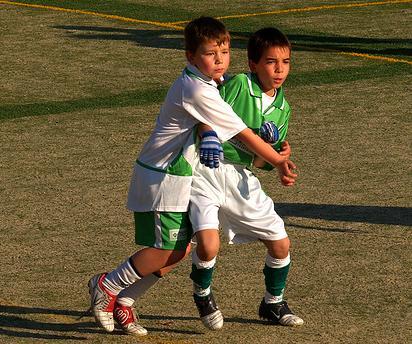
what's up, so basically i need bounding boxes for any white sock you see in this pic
[116,273,161,307]
[265,290,284,304]
[193,284,211,298]
[102,258,142,296]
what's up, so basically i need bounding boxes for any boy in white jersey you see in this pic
[189,27,304,330]
[87,18,293,336]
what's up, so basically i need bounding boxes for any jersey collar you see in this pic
[246,72,285,110]
[185,64,220,87]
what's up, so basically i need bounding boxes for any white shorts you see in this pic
[189,159,287,244]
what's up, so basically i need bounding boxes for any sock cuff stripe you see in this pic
[128,258,143,279]
[265,253,290,268]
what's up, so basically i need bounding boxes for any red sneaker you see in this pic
[114,302,148,336]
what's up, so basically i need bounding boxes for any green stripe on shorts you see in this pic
[134,211,192,250]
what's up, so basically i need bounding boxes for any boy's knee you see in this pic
[197,250,217,262]
[196,241,219,261]
[195,229,220,261]
[265,237,290,259]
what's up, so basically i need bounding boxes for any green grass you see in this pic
[1,1,411,343]
[0,88,168,120]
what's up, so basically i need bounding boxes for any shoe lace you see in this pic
[115,305,139,325]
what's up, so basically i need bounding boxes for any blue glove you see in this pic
[260,121,279,144]
[199,130,224,168]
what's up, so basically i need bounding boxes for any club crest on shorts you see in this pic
[169,228,187,241]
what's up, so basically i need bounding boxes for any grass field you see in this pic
[1,1,411,343]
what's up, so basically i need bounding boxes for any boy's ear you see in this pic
[186,51,194,64]
[248,59,257,72]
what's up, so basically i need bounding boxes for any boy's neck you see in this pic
[263,89,277,97]
[252,73,277,97]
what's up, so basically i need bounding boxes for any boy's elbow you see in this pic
[235,127,253,141]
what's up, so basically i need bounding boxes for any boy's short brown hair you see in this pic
[184,17,230,54]
[248,27,291,63]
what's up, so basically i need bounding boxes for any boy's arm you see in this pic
[198,123,212,136]
[235,128,287,167]
[197,124,288,168]
[253,141,297,186]
[182,81,247,143]
[253,141,291,167]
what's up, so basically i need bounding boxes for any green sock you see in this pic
[263,263,290,300]
[190,264,214,298]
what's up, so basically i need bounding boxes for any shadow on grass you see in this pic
[0,313,94,340]
[224,317,267,325]
[276,203,412,227]
[0,88,168,121]
[0,305,202,340]
[54,25,412,58]
[3,27,409,121]
[3,62,409,121]
[0,327,88,340]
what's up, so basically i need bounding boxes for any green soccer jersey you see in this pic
[219,72,291,167]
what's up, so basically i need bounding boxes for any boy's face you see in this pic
[249,46,291,95]
[186,39,230,81]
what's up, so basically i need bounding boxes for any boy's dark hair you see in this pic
[184,17,230,54]
[247,27,291,63]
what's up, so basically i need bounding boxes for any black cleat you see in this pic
[258,299,304,326]
[193,293,224,330]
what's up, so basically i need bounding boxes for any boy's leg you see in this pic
[117,273,161,307]
[259,238,303,326]
[189,161,225,330]
[101,247,187,297]
[89,210,191,333]
[191,229,220,295]
[114,244,191,335]
[117,245,191,309]
[190,229,223,330]
[89,248,188,333]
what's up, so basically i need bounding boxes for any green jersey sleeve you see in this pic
[219,74,243,107]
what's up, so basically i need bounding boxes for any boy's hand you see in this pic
[278,160,297,186]
[199,131,224,168]
[279,141,291,160]
[260,121,279,144]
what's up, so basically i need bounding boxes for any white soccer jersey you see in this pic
[127,64,247,212]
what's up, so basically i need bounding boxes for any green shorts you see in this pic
[134,211,192,250]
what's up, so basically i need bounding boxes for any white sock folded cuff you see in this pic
[102,258,142,295]
[265,252,290,269]
[192,250,216,269]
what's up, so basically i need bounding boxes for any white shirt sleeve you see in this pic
[182,79,247,142]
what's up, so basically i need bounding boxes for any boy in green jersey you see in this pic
[189,27,303,329]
